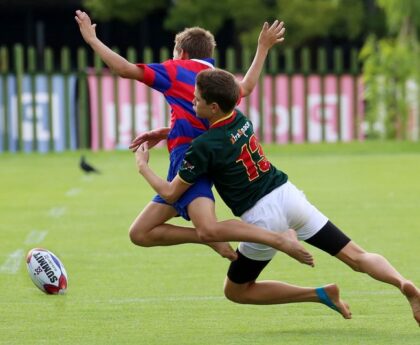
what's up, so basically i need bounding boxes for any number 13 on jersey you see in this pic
[236,134,271,181]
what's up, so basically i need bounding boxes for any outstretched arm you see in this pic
[129,127,171,152]
[75,10,143,80]
[239,20,285,97]
[135,142,190,202]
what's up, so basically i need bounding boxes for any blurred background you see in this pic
[0,0,419,153]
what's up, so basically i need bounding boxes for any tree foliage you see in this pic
[164,0,229,34]
[360,0,420,139]
[82,0,168,22]
[82,0,367,48]
[280,0,364,43]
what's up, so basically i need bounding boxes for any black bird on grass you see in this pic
[80,155,101,174]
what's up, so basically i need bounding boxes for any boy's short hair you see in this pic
[174,27,216,59]
[196,69,240,113]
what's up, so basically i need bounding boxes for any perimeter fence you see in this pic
[1,44,416,153]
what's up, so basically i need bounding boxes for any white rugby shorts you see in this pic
[239,181,328,261]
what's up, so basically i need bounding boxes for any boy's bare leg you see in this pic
[188,198,314,266]
[129,201,236,260]
[336,241,420,326]
[224,279,351,319]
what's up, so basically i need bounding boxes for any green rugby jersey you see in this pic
[178,109,288,216]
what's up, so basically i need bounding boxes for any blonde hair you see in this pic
[174,27,216,59]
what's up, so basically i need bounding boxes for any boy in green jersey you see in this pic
[135,69,420,325]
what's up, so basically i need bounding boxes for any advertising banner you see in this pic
[0,75,77,153]
[87,74,365,151]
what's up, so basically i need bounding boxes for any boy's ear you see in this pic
[210,102,219,113]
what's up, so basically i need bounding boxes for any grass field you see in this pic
[1,141,419,344]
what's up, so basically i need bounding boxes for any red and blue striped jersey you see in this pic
[137,58,215,153]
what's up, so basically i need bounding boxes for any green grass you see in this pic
[1,141,420,344]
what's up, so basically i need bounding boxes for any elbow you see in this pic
[114,63,137,79]
[118,68,132,79]
[160,190,178,204]
[163,195,177,204]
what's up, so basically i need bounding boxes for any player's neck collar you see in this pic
[191,58,215,69]
[210,110,236,128]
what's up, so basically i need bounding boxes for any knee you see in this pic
[223,280,251,304]
[196,224,219,243]
[128,224,152,247]
[224,285,243,303]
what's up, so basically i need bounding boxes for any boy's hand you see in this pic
[75,10,97,45]
[135,142,150,173]
[129,127,170,152]
[258,20,285,51]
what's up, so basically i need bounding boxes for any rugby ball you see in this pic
[26,248,68,295]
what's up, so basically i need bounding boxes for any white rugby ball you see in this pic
[26,248,68,295]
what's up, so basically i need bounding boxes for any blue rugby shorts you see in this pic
[152,144,214,220]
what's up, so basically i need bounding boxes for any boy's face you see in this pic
[193,86,213,119]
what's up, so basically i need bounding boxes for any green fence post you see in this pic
[226,47,236,73]
[144,47,153,131]
[127,47,138,142]
[285,47,294,143]
[400,81,408,140]
[269,49,278,143]
[317,47,327,142]
[418,75,420,141]
[258,55,265,141]
[214,48,219,67]
[0,46,9,151]
[334,48,343,141]
[45,48,54,152]
[94,52,103,149]
[111,47,121,148]
[350,47,359,140]
[28,46,38,152]
[160,47,169,127]
[61,47,71,150]
[14,44,24,152]
[77,47,88,149]
[242,48,251,120]
[301,47,310,142]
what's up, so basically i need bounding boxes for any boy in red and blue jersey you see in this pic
[76,10,311,264]
[135,43,217,220]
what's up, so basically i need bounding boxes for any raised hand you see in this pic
[75,10,97,45]
[258,20,286,50]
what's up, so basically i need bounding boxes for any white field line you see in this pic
[0,230,48,275]
[0,290,398,305]
[106,290,398,305]
[81,175,93,182]
[47,206,66,218]
[0,249,24,274]
[65,188,82,197]
[24,230,48,245]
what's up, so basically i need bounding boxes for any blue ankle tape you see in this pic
[316,287,339,312]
